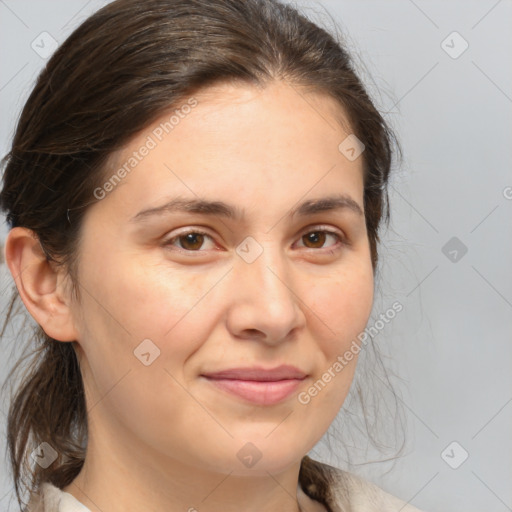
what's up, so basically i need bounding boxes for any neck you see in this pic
[62,424,308,512]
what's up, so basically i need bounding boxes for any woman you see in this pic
[0,0,424,510]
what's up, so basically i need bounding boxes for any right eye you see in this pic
[162,228,218,252]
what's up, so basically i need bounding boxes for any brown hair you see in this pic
[0,0,402,510]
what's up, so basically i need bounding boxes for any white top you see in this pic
[30,483,326,512]
[26,460,425,512]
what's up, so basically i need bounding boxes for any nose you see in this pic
[225,241,306,345]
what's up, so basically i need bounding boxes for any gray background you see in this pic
[1,1,511,511]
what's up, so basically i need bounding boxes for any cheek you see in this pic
[78,256,226,369]
[296,266,373,423]
[74,259,220,430]
[307,263,374,347]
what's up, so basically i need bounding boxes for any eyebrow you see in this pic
[129,193,364,223]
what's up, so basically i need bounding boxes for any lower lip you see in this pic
[203,377,304,405]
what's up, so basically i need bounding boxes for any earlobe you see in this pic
[4,227,79,342]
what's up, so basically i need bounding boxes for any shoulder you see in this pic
[26,482,91,512]
[307,458,425,512]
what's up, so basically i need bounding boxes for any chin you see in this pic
[197,435,308,477]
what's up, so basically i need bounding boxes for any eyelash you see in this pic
[162,226,347,255]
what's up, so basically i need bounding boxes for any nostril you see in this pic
[242,328,264,339]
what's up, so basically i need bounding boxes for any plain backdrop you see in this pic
[0,1,511,511]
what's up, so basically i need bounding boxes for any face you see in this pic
[69,80,374,477]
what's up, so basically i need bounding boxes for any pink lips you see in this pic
[201,365,307,405]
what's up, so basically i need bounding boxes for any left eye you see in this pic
[296,229,344,250]
[163,228,344,252]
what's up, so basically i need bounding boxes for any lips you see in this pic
[202,365,307,381]
[201,365,307,405]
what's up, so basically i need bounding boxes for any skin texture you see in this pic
[6,80,374,512]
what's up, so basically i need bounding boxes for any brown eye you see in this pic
[178,232,205,250]
[302,231,327,249]
[164,230,215,251]
[297,229,344,251]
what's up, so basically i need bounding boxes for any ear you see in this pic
[5,227,79,342]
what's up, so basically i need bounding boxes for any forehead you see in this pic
[93,80,364,224]
[187,80,353,143]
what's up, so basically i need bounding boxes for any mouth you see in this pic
[201,365,307,405]
[202,377,306,405]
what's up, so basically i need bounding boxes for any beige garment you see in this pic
[321,462,424,512]
[25,461,424,512]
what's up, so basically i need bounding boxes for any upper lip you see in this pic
[202,365,307,381]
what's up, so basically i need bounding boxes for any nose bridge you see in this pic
[228,235,303,340]
[236,235,290,299]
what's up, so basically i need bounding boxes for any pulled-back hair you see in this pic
[0,0,402,510]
